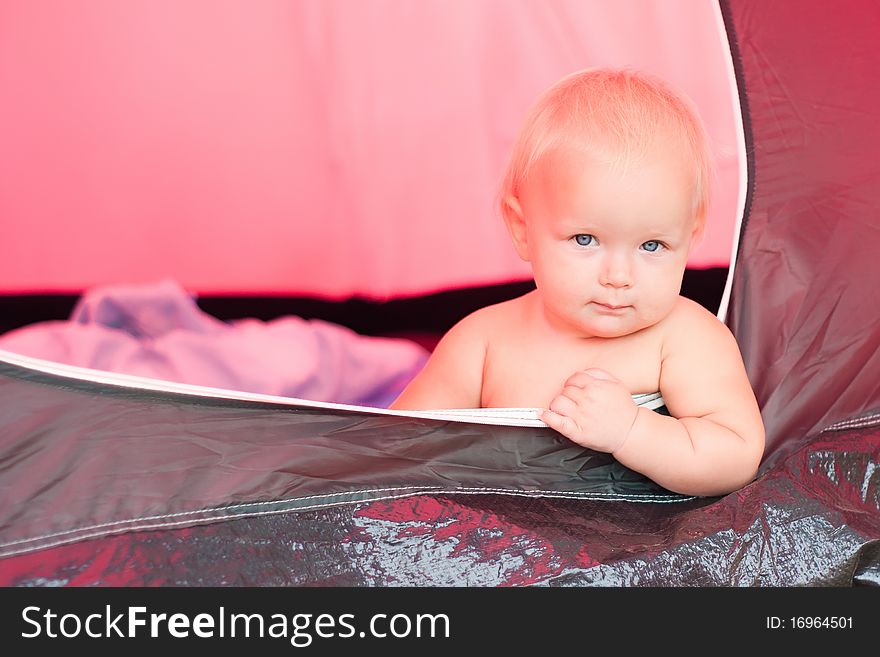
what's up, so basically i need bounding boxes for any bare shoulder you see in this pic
[389,301,509,410]
[665,295,727,332]
[465,293,530,328]
[659,297,736,358]
[655,296,765,482]
[659,296,757,413]
[432,296,521,349]
[423,294,529,377]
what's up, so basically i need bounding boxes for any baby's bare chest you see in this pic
[480,331,663,408]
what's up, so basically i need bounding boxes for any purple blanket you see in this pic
[0,280,428,408]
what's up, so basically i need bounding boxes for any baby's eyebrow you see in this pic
[558,221,599,233]
[642,223,685,237]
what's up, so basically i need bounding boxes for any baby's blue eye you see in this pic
[641,240,662,252]
[574,234,595,246]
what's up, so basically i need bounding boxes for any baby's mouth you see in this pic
[591,301,631,314]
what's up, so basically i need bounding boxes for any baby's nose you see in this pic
[599,253,633,287]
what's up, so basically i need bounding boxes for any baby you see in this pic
[391,69,764,497]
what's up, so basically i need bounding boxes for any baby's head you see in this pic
[501,69,712,233]
[499,68,713,338]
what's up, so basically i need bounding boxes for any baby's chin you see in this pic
[579,314,661,339]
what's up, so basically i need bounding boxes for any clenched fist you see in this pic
[541,368,639,454]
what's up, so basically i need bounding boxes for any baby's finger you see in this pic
[541,409,580,438]
[560,384,589,403]
[584,368,619,383]
[563,371,593,388]
[548,394,579,417]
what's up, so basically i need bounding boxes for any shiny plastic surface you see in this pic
[724,0,880,469]
[0,359,877,586]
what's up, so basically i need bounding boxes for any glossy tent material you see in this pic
[0,355,877,586]
[1,0,880,586]
[0,358,690,565]
[723,0,880,469]
[0,366,877,588]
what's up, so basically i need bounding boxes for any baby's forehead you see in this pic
[536,133,695,175]
[526,145,698,229]
[530,142,696,196]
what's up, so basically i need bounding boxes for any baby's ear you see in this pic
[689,216,707,251]
[502,195,530,262]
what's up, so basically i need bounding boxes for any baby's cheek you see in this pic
[635,298,675,328]
[645,279,681,313]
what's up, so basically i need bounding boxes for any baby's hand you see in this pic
[541,368,639,454]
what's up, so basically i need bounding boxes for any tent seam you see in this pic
[0,487,695,559]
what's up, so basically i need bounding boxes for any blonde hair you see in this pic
[500,68,713,232]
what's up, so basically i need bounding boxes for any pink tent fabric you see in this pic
[1,0,740,298]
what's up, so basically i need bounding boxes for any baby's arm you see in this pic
[613,305,765,496]
[389,311,487,410]
[543,302,764,496]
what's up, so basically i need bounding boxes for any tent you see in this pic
[0,0,878,586]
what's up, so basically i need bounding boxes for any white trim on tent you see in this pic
[713,0,749,324]
[0,348,665,428]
